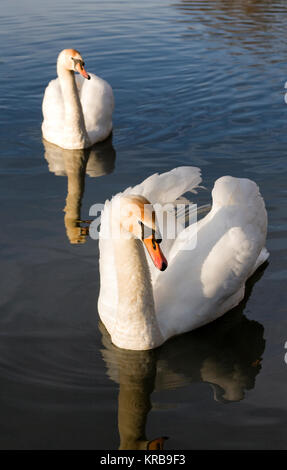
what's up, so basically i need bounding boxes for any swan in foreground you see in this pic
[98,167,268,351]
[42,49,114,149]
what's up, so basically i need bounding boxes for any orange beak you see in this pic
[143,238,168,271]
[147,436,168,450]
[75,63,90,80]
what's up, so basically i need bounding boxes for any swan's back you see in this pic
[154,176,268,339]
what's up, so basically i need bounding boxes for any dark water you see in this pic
[0,0,287,449]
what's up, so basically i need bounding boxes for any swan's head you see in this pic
[57,48,90,80]
[117,195,168,271]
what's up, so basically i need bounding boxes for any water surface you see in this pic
[0,0,287,449]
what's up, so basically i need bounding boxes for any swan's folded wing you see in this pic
[78,74,114,144]
[200,225,264,301]
[125,166,202,206]
[154,200,268,340]
[42,79,65,138]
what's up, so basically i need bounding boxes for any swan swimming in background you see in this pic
[98,166,269,351]
[42,49,114,149]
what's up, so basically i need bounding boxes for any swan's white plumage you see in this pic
[98,167,268,350]
[42,78,64,144]
[76,74,114,143]
[125,166,202,205]
[42,67,114,149]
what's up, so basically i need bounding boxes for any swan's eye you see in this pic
[138,221,162,243]
[139,221,152,239]
[152,238,162,249]
[71,57,84,69]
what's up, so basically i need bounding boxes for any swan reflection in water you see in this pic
[43,136,116,244]
[100,265,266,450]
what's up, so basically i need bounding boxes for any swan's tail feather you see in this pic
[250,247,269,276]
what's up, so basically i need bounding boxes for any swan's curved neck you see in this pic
[57,65,90,148]
[111,234,164,350]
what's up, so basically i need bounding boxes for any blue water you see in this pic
[0,0,287,449]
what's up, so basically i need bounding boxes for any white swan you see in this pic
[98,167,269,351]
[42,49,114,149]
